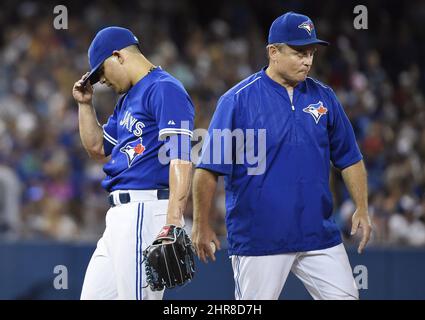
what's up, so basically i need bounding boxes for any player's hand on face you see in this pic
[72,72,94,104]
[192,224,221,263]
[351,208,372,254]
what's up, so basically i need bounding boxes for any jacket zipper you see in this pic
[286,88,297,144]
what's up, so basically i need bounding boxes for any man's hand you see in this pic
[351,208,372,254]
[192,223,221,263]
[72,73,93,104]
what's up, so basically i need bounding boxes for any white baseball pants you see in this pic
[81,190,181,300]
[231,243,359,300]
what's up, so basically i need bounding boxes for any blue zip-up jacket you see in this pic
[197,67,362,256]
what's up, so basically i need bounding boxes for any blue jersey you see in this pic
[102,67,194,192]
[197,67,362,256]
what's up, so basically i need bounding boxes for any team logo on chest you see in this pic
[120,137,146,167]
[303,101,328,124]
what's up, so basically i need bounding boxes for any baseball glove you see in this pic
[143,224,195,291]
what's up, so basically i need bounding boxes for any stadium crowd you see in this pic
[0,0,424,247]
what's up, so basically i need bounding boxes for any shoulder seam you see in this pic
[307,77,331,90]
[235,76,262,95]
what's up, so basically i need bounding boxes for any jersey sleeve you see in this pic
[149,81,195,140]
[102,97,122,156]
[328,90,363,170]
[196,95,236,176]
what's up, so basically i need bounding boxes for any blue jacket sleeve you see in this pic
[328,90,363,170]
[196,95,236,176]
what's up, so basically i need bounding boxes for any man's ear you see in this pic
[267,45,279,61]
[112,50,124,64]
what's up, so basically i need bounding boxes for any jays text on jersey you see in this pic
[197,67,362,256]
[102,67,195,191]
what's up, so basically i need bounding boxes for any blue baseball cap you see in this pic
[268,12,329,46]
[83,26,140,85]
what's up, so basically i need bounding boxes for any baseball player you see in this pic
[72,27,194,300]
[192,12,372,300]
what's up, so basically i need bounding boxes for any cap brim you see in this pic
[82,61,103,85]
[285,38,329,46]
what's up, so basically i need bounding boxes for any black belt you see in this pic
[108,189,169,207]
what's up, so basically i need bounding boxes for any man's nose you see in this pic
[304,55,313,67]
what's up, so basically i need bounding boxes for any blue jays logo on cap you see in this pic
[303,101,328,124]
[298,20,314,36]
[120,137,146,166]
